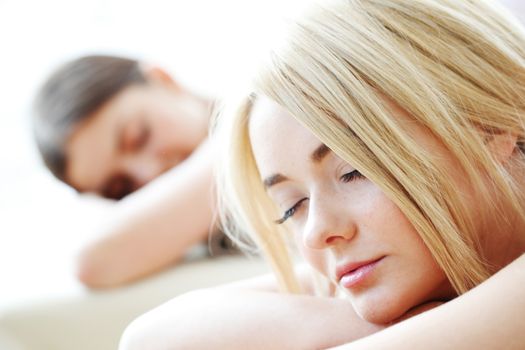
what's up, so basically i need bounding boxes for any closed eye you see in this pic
[340,169,365,183]
[121,120,150,153]
[275,198,309,224]
[133,122,150,151]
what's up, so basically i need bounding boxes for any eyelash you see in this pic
[340,169,364,182]
[133,123,150,151]
[274,169,364,225]
[275,198,308,224]
[122,121,150,153]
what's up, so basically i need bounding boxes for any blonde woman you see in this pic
[120,0,525,348]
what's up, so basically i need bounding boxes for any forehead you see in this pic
[65,99,117,193]
[249,96,321,177]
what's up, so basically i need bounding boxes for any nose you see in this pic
[124,155,168,189]
[302,194,357,250]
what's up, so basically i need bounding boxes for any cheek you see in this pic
[369,197,450,304]
[147,115,188,152]
[299,244,329,277]
[291,223,334,279]
[161,114,202,150]
[357,185,420,248]
[346,184,406,249]
[352,196,451,322]
[371,197,438,276]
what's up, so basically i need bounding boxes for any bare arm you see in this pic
[76,139,215,288]
[330,253,525,350]
[118,266,445,350]
[119,254,525,349]
[119,279,384,350]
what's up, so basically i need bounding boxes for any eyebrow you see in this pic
[263,143,332,189]
[263,174,287,188]
[310,144,331,163]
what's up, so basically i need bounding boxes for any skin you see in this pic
[119,272,387,350]
[73,141,217,288]
[62,67,217,288]
[249,96,455,324]
[330,254,525,350]
[66,68,210,199]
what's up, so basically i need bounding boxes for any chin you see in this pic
[355,304,402,325]
[351,289,412,325]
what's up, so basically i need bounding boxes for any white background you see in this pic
[0,0,306,309]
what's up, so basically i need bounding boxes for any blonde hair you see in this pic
[215,0,525,295]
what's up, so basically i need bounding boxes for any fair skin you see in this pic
[249,96,456,324]
[65,67,216,288]
[120,95,525,349]
[330,253,525,349]
[66,67,209,199]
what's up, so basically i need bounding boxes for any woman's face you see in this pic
[65,81,208,199]
[249,96,455,324]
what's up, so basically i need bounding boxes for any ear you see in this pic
[486,132,518,164]
[140,64,182,92]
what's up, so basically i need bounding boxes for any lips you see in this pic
[336,256,385,286]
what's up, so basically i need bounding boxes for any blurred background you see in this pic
[0,0,306,310]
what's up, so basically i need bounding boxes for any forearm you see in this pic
[119,287,383,350]
[330,254,525,350]
[77,141,215,288]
